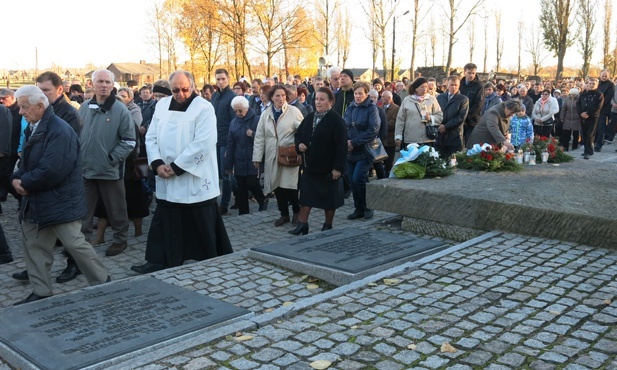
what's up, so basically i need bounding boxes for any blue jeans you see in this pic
[346,157,372,211]
[217,145,233,208]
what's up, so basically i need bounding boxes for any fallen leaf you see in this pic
[301,275,309,280]
[306,283,320,290]
[441,342,457,353]
[307,276,320,283]
[383,278,400,286]
[310,360,332,369]
[549,310,561,315]
[235,332,242,337]
[350,325,359,329]
[603,299,612,305]
[368,282,378,287]
[234,335,254,342]
[265,308,274,313]
[283,301,294,307]
[407,343,417,350]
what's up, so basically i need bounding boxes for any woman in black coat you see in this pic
[289,87,347,235]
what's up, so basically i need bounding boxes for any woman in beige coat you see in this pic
[394,77,443,149]
[253,85,304,227]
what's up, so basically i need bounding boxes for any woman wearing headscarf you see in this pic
[289,87,347,235]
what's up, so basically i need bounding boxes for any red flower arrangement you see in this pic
[520,135,573,163]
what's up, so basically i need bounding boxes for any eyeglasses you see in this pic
[172,87,191,94]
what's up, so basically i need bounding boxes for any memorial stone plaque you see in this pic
[0,278,250,370]
[249,229,447,285]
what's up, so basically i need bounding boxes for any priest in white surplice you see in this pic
[131,71,233,274]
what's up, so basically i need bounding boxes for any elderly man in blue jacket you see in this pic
[11,85,110,305]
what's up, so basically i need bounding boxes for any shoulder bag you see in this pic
[274,120,302,167]
[415,102,438,140]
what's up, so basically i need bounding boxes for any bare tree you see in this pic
[526,22,548,76]
[467,16,475,63]
[495,10,503,73]
[483,15,488,73]
[577,0,597,78]
[361,0,398,79]
[517,19,524,77]
[540,0,575,81]
[218,0,253,80]
[442,0,485,76]
[428,16,437,66]
[337,7,352,68]
[313,0,339,61]
[409,0,427,79]
[603,0,612,69]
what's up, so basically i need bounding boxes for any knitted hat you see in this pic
[341,69,354,81]
[569,88,579,96]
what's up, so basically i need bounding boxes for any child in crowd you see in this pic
[509,106,534,150]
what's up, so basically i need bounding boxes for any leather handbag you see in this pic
[425,124,439,140]
[277,145,302,167]
[132,157,149,179]
[364,137,388,163]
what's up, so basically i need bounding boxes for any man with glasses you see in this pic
[131,71,232,274]
[210,68,236,215]
[78,69,136,257]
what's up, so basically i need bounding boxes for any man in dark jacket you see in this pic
[458,63,483,146]
[333,69,355,118]
[210,68,236,215]
[0,104,12,264]
[594,70,615,151]
[436,75,470,159]
[137,86,156,157]
[9,71,85,283]
[11,85,109,305]
[577,78,604,159]
[0,88,22,209]
[517,86,535,117]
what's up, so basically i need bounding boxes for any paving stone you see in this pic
[336,359,366,370]
[461,350,493,366]
[229,358,260,370]
[251,348,284,362]
[497,352,526,367]
[392,350,421,365]
[539,352,569,364]
[593,339,617,354]
[273,353,300,367]
[375,360,405,370]
[332,342,361,356]
[529,360,557,370]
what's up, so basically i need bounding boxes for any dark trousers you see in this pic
[235,174,266,215]
[534,125,553,138]
[0,223,11,258]
[463,124,475,147]
[608,112,617,142]
[383,145,396,174]
[581,119,598,155]
[560,129,579,151]
[346,157,372,212]
[0,156,20,202]
[274,187,299,217]
[594,113,610,148]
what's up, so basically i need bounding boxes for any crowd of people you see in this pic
[0,62,615,304]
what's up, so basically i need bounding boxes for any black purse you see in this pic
[364,137,388,163]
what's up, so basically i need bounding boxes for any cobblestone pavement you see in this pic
[2,165,617,369]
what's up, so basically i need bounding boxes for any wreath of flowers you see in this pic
[391,144,453,179]
[455,143,522,172]
[520,135,573,163]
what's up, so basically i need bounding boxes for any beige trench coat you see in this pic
[252,103,304,193]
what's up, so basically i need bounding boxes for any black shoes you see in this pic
[594,147,601,152]
[56,264,81,283]
[106,242,127,256]
[321,223,333,231]
[131,262,166,274]
[12,270,29,281]
[220,206,229,215]
[288,222,309,235]
[584,154,590,160]
[0,254,13,265]
[258,198,269,211]
[347,210,365,220]
[364,209,375,220]
[14,293,50,306]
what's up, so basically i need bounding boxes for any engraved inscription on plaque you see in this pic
[0,278,250,370]
[252,229,445,273]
